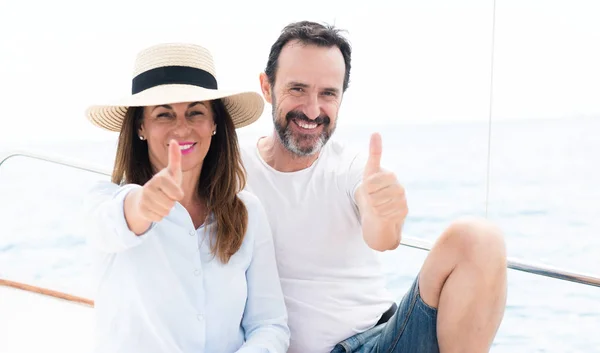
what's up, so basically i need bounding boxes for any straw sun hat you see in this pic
[85,43,265,132]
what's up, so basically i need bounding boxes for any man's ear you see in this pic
[259,72,273,104]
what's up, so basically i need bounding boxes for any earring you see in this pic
[212,130,216,136]
[139,135,145,140]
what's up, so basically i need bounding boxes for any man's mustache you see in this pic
[286,110,330,126]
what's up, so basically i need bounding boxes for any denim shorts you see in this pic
[331,274,439,353]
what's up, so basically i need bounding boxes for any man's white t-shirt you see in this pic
[241,138,395,353]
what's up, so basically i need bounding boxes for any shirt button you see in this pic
[197,314,204,321]
[194,269,201,276]
[189,230,195,236]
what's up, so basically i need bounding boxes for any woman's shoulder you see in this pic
[236,189,265,217]
[236,189,272,235]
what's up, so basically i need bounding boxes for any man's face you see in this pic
[267,40,346,156]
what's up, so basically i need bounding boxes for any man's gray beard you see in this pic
[270,93,335,157]
[274,118,334,157]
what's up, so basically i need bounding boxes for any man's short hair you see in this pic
[264,21,352,92]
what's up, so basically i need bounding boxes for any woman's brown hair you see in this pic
[111,99,248,264]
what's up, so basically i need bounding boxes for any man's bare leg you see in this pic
[418,217,508,353]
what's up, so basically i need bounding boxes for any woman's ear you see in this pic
[137,109,146,140]
[138,125,145,140]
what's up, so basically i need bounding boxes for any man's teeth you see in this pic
[180,144,194,150]
[296,120,318,129]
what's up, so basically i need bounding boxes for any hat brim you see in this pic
[86,84,265,132]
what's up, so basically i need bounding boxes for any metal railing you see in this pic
[400,236,600,288]
[0,149,111,176]
[0,149,598,306]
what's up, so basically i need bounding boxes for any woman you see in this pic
[83,43,289,353]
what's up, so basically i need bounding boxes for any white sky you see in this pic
[0,0,599,143]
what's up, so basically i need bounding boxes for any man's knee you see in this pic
[418,217,507,307]
[441,216,507,269]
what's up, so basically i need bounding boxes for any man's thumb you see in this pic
[167,140,182,178]
[364,133,382,177]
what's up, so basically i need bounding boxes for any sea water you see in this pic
[1,117,598,352]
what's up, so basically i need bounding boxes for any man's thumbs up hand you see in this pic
[356,132,408,251]
[363,133,383,178]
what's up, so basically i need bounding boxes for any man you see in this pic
[241,21,507,353]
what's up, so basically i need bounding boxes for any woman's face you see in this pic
[138,101,216,174]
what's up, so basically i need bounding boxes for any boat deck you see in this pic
[0,286,93,353]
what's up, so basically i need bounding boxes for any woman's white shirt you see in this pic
[83,182,290,353]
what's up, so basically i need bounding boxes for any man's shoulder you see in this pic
[239,139,263,171]
[239,139,257,158]
[319,139,366,172]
